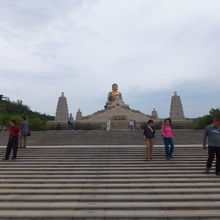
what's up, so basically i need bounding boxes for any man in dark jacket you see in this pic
[203,117,220,175]
[143,120,155,160]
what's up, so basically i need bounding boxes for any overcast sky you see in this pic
[0,0,219,118]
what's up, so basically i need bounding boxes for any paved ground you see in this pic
[0,129,203,146]
[0,145,219,219]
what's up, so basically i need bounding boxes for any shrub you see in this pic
[29,118,48,131]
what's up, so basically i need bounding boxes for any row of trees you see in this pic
[195,108,220,129]
[0,95,54,131]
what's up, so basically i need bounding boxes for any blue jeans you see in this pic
[163,137,174,158]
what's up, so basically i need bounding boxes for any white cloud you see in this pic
[0,0,220,116]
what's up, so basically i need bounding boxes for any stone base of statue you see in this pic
[75,84,159,130]
[76,98,157,130]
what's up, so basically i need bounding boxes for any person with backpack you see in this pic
[143,120,155,160]
[3,120,20,161]
[162,118,175,160]
[203,117,220,175]
[19,116,30,148]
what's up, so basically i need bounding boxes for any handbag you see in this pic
[26,130,31,136]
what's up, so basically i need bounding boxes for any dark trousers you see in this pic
[163,137,174,158]
[206,146,220,175]
[206,146,216,169]
[68,123,73,130]
[5,137,18,160]
[216,148,220,175]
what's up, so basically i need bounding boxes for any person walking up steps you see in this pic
[162,118,175,160]
[3,120,20,161]
[19,116,30,148]
[144,120,155,160]
[203,117,220,175]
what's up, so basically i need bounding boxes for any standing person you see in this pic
[143,120,155,160]
[3,120,20,161]
[203,117,220,175]
[133,120,136,131]
[68,113,74,130]
[129,120,134,131]
[19,116,30,148]
[162,118,175,160]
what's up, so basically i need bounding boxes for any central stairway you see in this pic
[0,145,220,219]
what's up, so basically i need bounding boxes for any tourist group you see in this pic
[143,117,220,176]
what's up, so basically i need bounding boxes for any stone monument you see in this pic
[170,91,185,121]
[76,109,82,121]
[48,86,194,130]
[55,92,69,122]
[76,83,157,129]
[151,108,158,119]
[47,92,69,129]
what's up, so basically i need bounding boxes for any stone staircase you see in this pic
[0,129,204,145]
[0,145,220,219]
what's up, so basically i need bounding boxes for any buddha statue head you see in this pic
[112,83,118,92]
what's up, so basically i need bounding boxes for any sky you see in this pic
[0,0,219,118]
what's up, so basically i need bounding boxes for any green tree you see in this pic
[195,108,220,129]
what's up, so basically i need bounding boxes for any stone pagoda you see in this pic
[55,92,69,122]
[151,108,158,119]
[76,109,82,121]
[47,92,70,129]
[170,91,185,121]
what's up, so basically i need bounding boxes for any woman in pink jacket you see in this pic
[162,118,174,160]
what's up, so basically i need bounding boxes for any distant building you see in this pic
[55,92,69,122]
[76,109,82,121]
[48,88,194,130]
[170,91,185,121]
[151,108,158,119]
[47,92,69,129]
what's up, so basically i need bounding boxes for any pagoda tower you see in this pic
[55,92,69,122]
[76,109,82,121]
[151,108,158,119]
[170,92,185,121]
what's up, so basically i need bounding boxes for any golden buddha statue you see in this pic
[108,84,123,102]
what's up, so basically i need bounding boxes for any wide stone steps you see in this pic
[0,146,219,219]
[0,129,204,145]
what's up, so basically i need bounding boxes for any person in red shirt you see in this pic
[3,120,20,161]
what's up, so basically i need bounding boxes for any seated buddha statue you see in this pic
[108,83,123,102]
